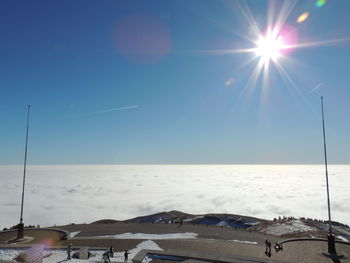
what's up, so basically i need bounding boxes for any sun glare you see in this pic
[255,32,285,63]
[187,0,350,103]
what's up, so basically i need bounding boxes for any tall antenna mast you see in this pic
[321,97,336,255]
[17,105,30,240]
[321,96,332,234]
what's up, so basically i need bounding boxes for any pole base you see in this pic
[322,252,344,261]
[17,223,24,240]
[327,234,337,255]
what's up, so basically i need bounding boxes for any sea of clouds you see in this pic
[0,165,349,229]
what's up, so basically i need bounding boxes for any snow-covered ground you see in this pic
[336,235,349,242]
[1,165,350,229]
[333,225,350,240]
[229,239,257,245]
[0,248,25,261]
[260,220,316,235]
[0,240,163,262]
[217,221,229,227]
[70,231,81,238]
[96,232,198,239]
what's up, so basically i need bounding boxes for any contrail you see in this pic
[82,105,139,116]
[308,83,322,95]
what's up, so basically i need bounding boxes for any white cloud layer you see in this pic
[0,165,349,229]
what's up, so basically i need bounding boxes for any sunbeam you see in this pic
[227,0,350,106]
[170,0,350,108]
[274,59,320,119]
[287,37,350,50]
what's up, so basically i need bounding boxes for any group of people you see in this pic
[265,239,283,258]
[66,243,130,263]
[102,246,130,263]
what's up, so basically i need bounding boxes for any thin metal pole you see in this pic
[321,97,332,235]
[20,105,30,225]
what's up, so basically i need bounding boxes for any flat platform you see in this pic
[1,223,349,262]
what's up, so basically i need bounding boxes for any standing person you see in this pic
[124,250,130,263]
[67,243,72,260]
[109,246,114,257]
[265,239,271,257]
[103,251,110,263]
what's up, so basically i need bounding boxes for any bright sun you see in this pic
[255,32,285,63]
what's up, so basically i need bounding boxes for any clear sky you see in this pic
[1,0,350,164]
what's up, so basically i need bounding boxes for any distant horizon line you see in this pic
[1,163,350,166]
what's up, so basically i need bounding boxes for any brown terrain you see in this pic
[0,211,350,263]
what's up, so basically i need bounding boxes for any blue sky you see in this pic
[1,0,350,164]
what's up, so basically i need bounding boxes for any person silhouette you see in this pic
[265,239,272,257]
[124,250,130,263]
[109,246,114,257]
[103,251,110,263]
[67,243,72,260]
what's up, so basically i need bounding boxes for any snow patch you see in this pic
[262,220,316,235]
[0,240,162,262]
[129,240,163,259]
[70,231,81,238]
[0,249,24,261]
[337,235,349,242]
[229,239,257,245]
[142,255,153,263]
[217,221,229,227]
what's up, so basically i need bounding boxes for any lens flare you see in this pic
[114,12,171,64]
[225,78,235,87]
[297,12,310,23]
[174,0,350,106]
[24,244,47,263]
[316,0,327,8]
[43,238,54,247]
